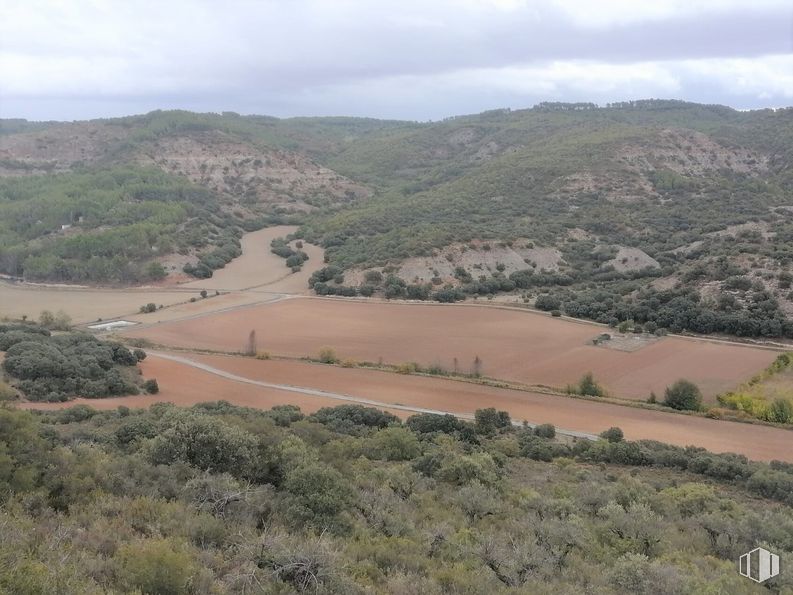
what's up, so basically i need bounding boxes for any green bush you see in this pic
[664,380,703,411]
[600,427,624,443]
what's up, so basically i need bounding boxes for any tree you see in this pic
[284,463,354,523]
[147,410,258,476]
[664,380,702,411]
[245,330,257,356]
[471,355,483,377]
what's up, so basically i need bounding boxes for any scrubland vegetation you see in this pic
[1,400,792,593]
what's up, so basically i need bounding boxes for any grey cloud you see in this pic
[1,0,792,121]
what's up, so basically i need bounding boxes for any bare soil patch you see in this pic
[180,225,322,293]
[606,246,660,273]
[0,282,194,324]
[0,226,324,325]
[125,298,778,401]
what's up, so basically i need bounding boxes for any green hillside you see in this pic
[2,102,793,336]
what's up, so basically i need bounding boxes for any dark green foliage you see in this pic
[600,427,625,443]
[1,329,140,401]
[147,408,258,475]
[664,379,703,411]
[535,294,561,311]
[432,285,465,302]
[283,463,354,527]
[0,166,240,283]
[568,372,606,397]
[559,285,793,338]
[271,236,309,271]
[143,378,159,394]
[308,404,400,435]
[474,407,511,435]
[533,423,556,439]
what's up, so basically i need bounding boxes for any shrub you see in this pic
[309,404,399,435]
[764,398,793,424]
[533,423,556,439]
[140,303,157,314]
[364,270,383,285]
[143,379,159,394]
[535,294,561,311]
[568,372,605,397]
[600,427,624,443]
[474,408,511,434]
[365,427,422,461]
[284,463,354,524]
[318,347,338,364]
[133,349,147,361]
[664,380,702,411]
[406,413,467,435]
[267,404,304,427]
[116,538,196,595]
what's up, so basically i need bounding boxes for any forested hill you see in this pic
[2,102,793,337]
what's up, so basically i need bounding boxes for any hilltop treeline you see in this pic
[1,401,791,593]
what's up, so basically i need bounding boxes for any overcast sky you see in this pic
[1,0,792,122]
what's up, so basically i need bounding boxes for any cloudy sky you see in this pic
[1,0,792,122]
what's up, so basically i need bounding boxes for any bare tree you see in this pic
[472,355,483,377]
[245,329,257,356]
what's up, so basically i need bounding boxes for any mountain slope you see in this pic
[2,102,793,338]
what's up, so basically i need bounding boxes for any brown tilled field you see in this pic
[23,352,793,462]
[126,298,779,401]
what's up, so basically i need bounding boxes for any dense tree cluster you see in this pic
[0,325,147,401]
[0,401,791,593]
[556,286,793,338]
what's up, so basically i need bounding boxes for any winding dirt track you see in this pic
[25,352,793,462]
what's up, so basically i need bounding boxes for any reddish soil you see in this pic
[126,298,779,401]
[23,353,793,462]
